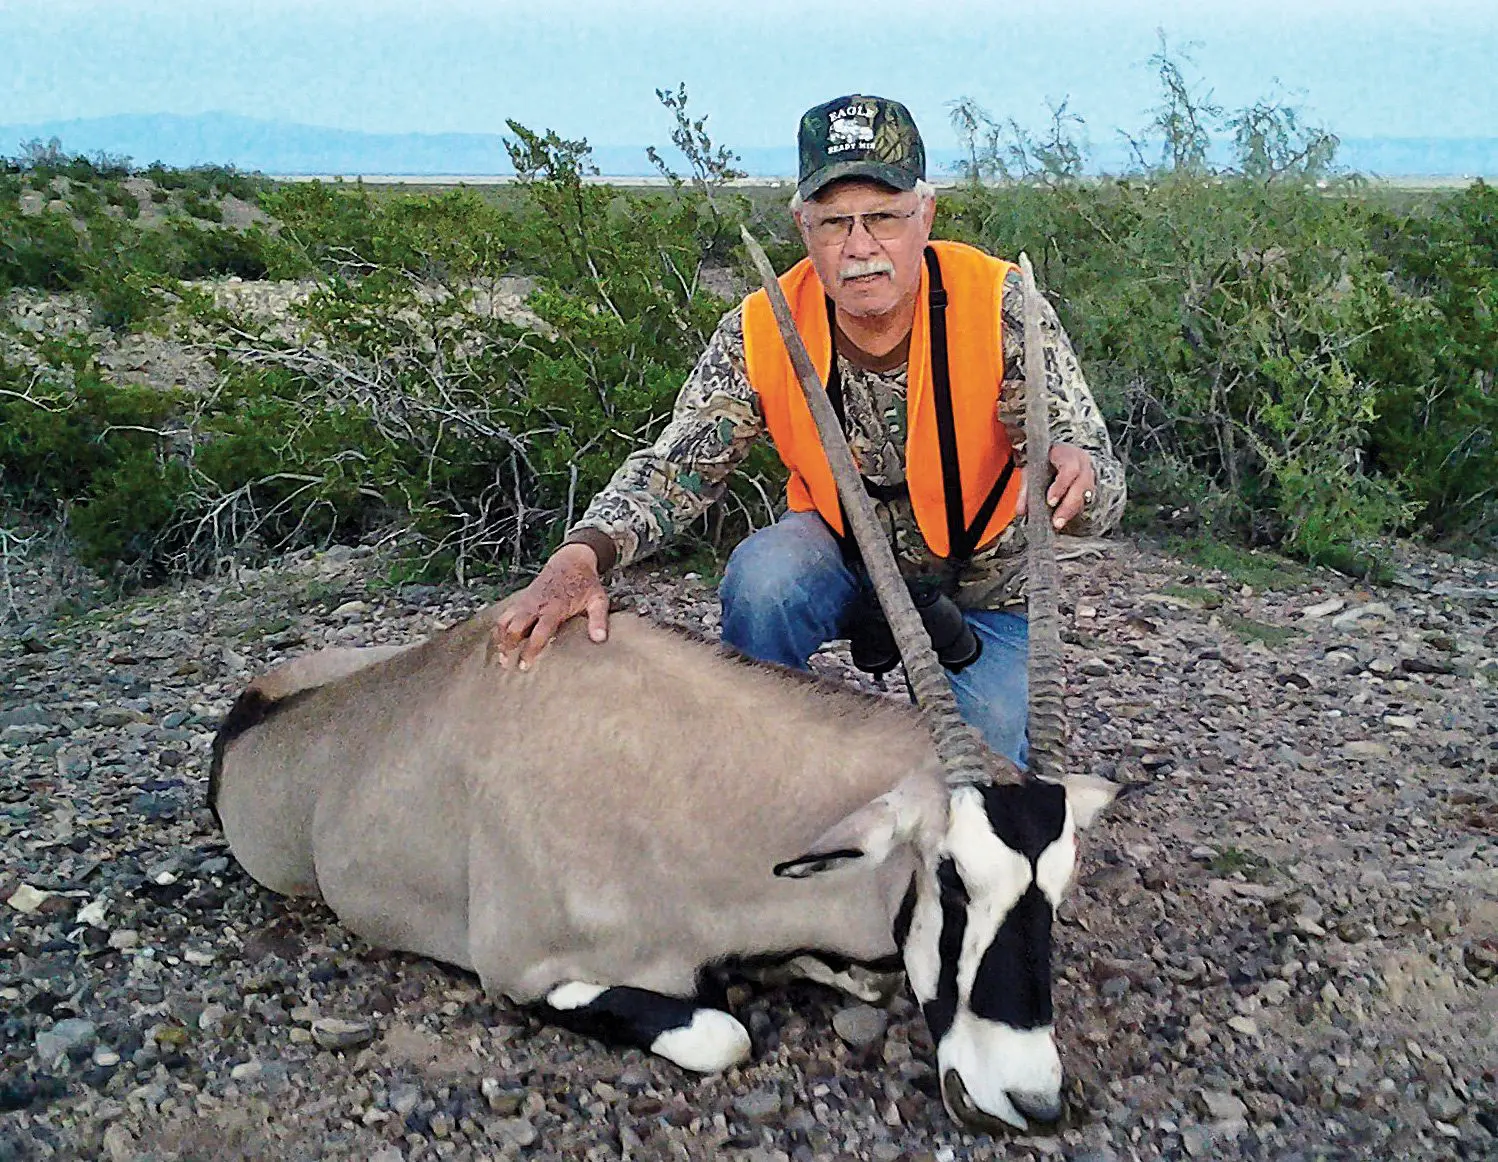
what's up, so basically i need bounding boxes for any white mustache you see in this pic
[838,260,894,282]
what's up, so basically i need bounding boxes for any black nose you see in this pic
[1009,1089,1063,1125]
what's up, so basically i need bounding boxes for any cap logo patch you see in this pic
[827,103,878,155]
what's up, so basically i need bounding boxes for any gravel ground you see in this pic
[1,536,1495,1161]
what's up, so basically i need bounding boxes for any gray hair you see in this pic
[789,177,936,215]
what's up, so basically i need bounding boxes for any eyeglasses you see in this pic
[805,207,920,245]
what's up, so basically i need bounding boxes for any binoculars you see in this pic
[844,577,982,676]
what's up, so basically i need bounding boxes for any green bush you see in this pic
[941,45,1494,558]
[0,204,87,291]
[2,86,1492,587]
[1358,181,1498,542]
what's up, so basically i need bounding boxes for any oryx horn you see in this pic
[1017,253,1068,781]
[740,225,1013,788]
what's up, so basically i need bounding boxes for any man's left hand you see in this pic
[1015,442,1097,530]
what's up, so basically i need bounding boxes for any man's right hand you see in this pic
[492,542,610,671]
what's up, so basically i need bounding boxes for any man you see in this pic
[494,94,1125,767]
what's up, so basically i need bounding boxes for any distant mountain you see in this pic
[2,112,1494,179]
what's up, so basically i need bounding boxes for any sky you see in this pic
[3,0,1495,150]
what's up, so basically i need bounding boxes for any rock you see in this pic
[615,1063,653,1089]
[832,1004,888,1048]
[1332,602,1395,630]
[491,1117,537,1148]
[152,1025,190,1052]
[102,1123,136,1162]
[310,1016,374,1051]
[389,1082,421,1117]
[1299,597,1346,619]
[733,1087,784,1121]
[94,706,147,727]
[1342,740,1390,760]
[1428,1087,1465,1121]
[76,898,108,927]
[0,705,51,729]
[6,883,54,913]
[1197,1089,1248,1122]
[35,1018,97,1064]
[482,1076,524,1115]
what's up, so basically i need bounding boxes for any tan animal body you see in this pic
[215,607,929,998]
[212,600,1112,1129]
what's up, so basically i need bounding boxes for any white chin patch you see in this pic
[651,1009,752,1073]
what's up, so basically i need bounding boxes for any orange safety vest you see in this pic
[742,239,1022,560]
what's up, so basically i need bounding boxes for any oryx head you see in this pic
[775,761,1115,1132]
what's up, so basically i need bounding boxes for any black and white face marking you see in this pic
[899,780,1078,1132]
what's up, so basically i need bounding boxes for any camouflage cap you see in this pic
[797,94,926,201]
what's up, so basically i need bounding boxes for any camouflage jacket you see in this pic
[567,267,1126,609]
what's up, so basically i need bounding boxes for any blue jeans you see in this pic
[719,511,1030,768]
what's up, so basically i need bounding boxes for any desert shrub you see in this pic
[0,204,88,291]
[1357,181,1498,542]
[940,173,1412,566]
[145,220,273,281]
[0,354,186,505]
[936,43,1476,567]
[256,180,383,277]
[1,111,781,581]
[180,191,224,223]
[4,81,1491,584]
[144,163,268,203]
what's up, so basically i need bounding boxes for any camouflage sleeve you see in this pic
[567,305,767,570]
[996,269,1126,536]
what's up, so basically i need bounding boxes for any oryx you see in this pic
[210,254,1117,1132]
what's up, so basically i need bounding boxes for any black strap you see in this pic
[824,249,1014,571]
[822,294,846,428]
[958,454,1015,560]
[924,248,967,568]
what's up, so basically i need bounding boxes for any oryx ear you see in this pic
[1059,772,1119,831]
[773,773,942,879]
